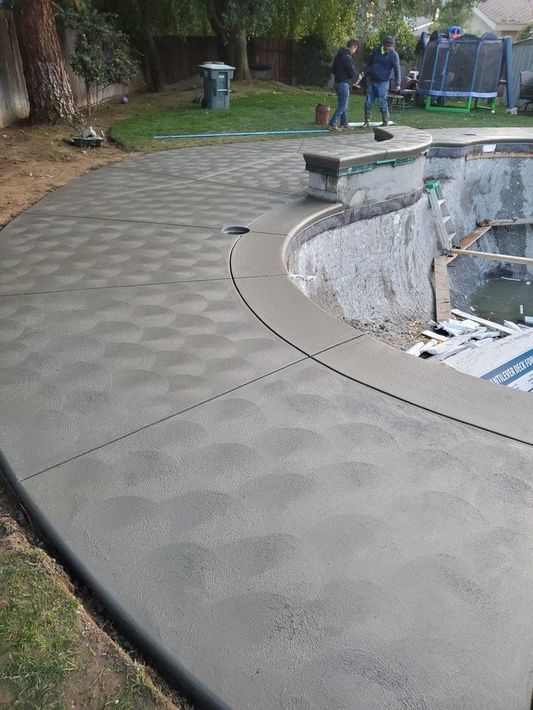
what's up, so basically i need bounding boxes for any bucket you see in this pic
[315,104,330,125]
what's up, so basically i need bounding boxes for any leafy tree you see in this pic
[11,0,80,124]
[269,0,308,40]
[98,0,206,91]
[419,0,476,29]
[59,1,139,114]
[517,24,533,41]
[327,0,420,66]
[270,0,361,47]
[365,18,418,63]
[435,2,475,30]
[203,0,278,80]
[292,33,332,85]
[298,0,355,48]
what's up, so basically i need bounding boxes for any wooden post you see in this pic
[433,256,452,321]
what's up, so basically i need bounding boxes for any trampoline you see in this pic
[418,32,512,113]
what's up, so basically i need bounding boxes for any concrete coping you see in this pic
[303,126,433,176]
[430,126,533,147]
[232,127,533,445]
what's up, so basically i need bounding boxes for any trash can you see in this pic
[199,62,235,109]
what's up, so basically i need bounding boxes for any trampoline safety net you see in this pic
[418,33,503,98]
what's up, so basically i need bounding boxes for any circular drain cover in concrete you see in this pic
[222,226,250,235]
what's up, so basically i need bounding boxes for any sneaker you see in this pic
[328,124,341,131]
[340,124,351,130]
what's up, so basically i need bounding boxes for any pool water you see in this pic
[469,278,533,323]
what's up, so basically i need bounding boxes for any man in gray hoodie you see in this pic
[328,39,359,130]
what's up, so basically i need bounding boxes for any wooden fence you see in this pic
[248,37,295,84]
[155,36,222,86]
[155,36,295,86]
[0,15,297,127]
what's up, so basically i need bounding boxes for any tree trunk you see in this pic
[143,32,165,92]
[233,27,250,80]
[140,5,165,93]
[356,0,369,71]
[12,0,80,124]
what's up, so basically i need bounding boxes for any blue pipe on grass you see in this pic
[153,129,328,139]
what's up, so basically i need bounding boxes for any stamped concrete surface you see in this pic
[1,134,533,710]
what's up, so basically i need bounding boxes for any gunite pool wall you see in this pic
[288,127,533,340]
[427,143,533,308]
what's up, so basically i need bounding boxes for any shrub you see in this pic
[293,33,332,86]
[365,19,417,63]
[59,1,139,114]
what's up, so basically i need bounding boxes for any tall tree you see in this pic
[432,0,476,29]
[12,0,80,123]
[417,0,476,28]
[204,0,277,80]
[99,0,206,91]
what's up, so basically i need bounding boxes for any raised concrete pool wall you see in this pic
[288,128,533,338]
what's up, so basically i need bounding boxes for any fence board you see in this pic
[510,38,533,108]
[156,36,295,86]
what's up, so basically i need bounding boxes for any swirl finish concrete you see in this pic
[1,131,533,710]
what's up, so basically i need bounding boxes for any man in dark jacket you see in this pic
[328,39,359,130]
[363,35,400,127]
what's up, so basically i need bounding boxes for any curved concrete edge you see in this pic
[303,126,433,174]
[232,198,363,354]
[315,335,533,445]
[230,129,533,445]
[233,273,362,355]
[248,196,344,237]
[430,126,533,147]
[0,451,226,710]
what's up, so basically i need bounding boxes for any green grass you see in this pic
[109,87,533,152]
[102,666,164,709]
[390,98,533,130]
[0,545,174,708]
[110,89,332,150]
[0,549,80,708]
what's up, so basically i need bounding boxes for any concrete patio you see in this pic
[1,128,533,709]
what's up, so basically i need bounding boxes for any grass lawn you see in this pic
[0,487,183,709]
[110,84,533,152]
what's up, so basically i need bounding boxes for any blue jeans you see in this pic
[330,81,350,126]
[365,80,389,113]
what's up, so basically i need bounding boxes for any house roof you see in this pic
[476,0,533,25]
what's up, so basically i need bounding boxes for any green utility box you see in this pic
[199,62,235,109]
